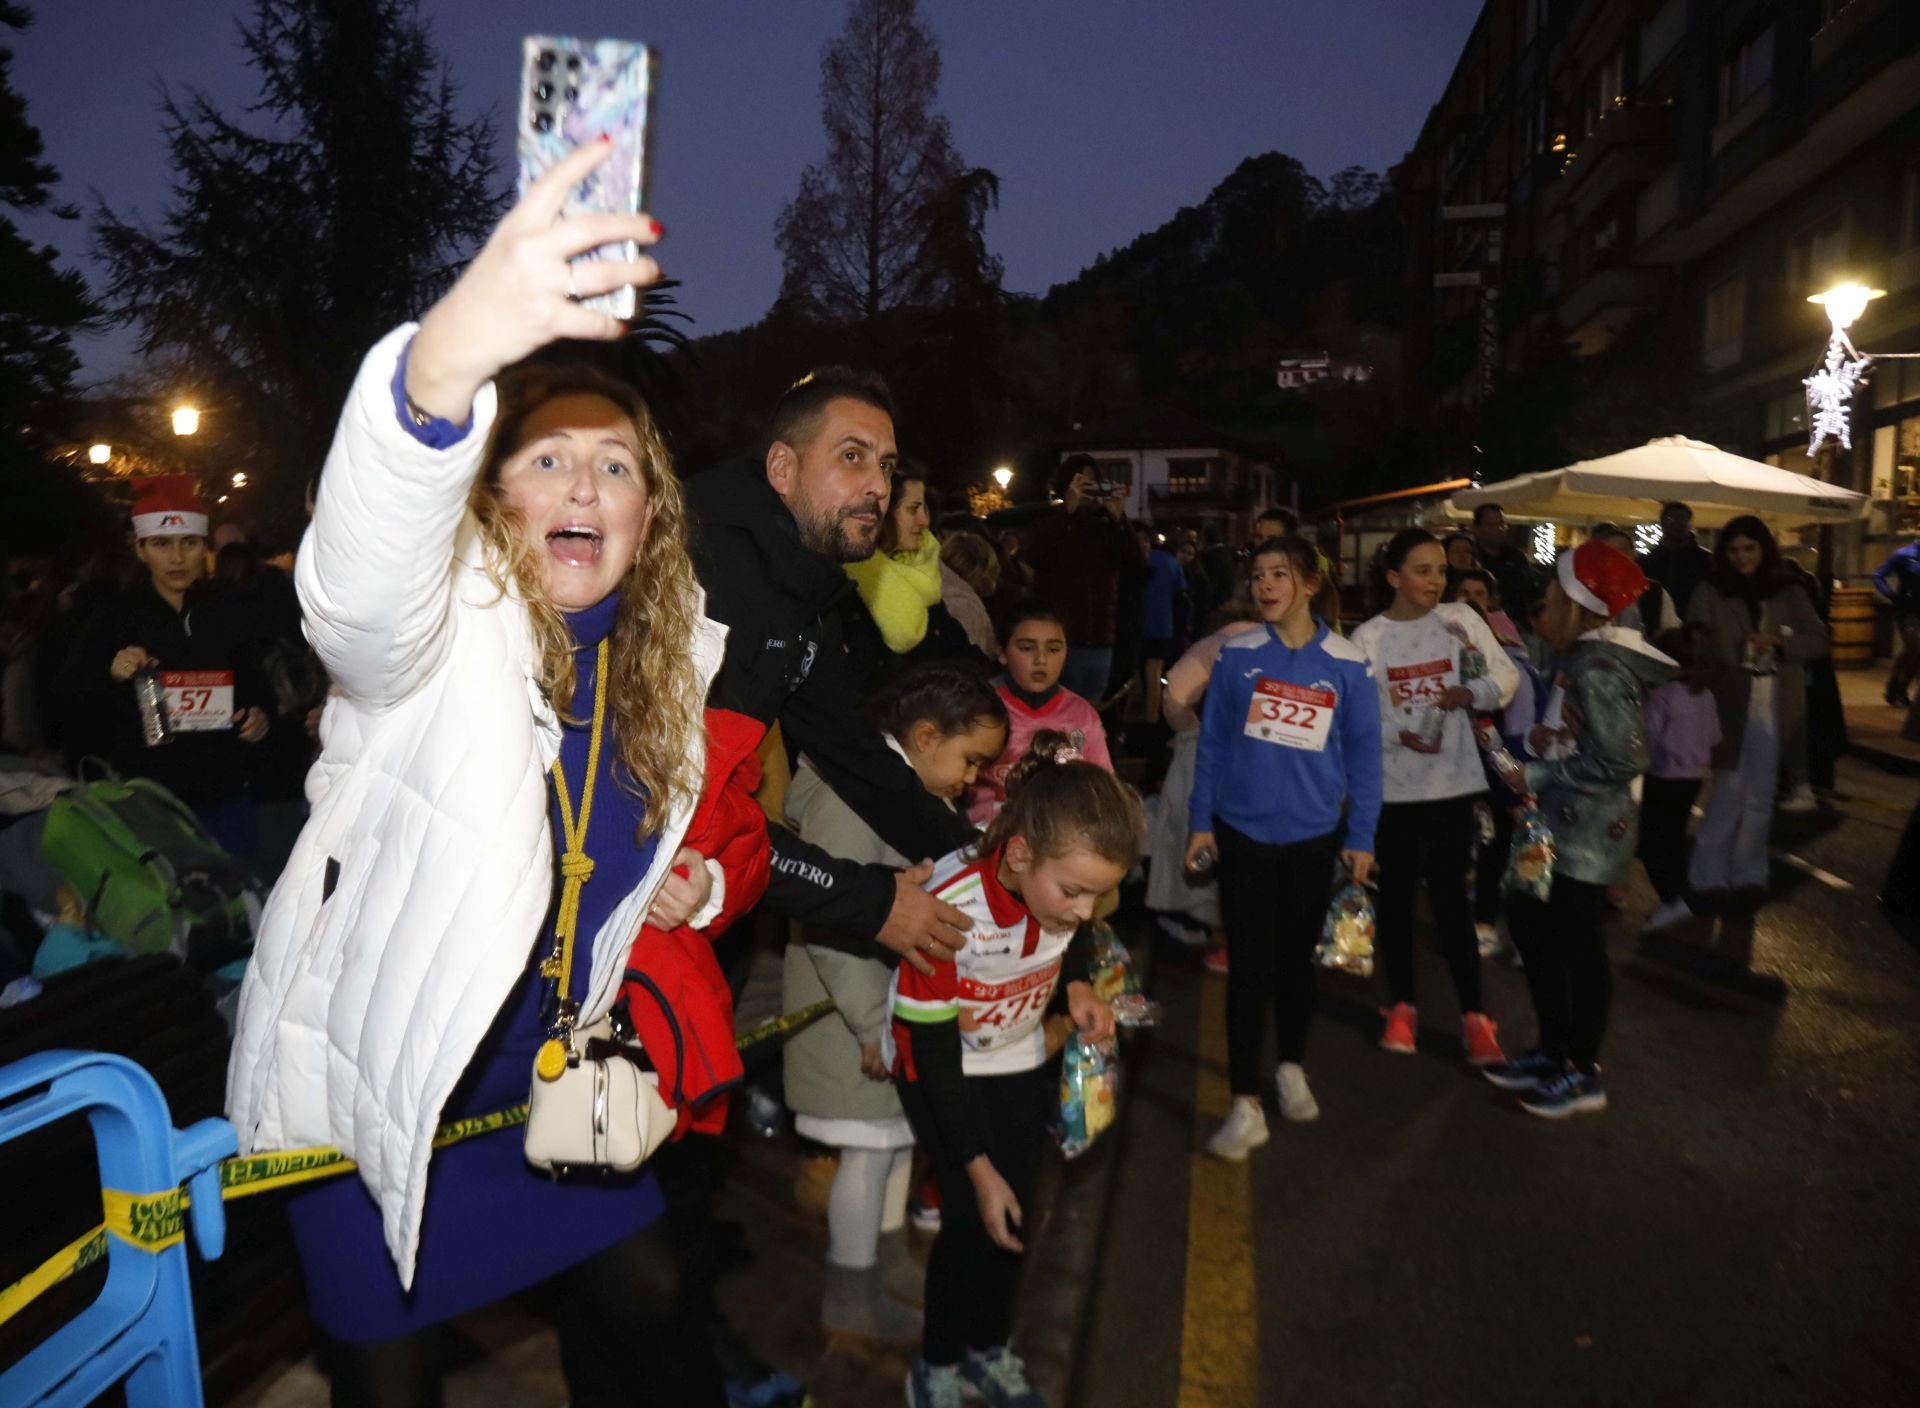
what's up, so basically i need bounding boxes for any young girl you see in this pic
[1484,541,1676,1117]
[1351,528,1518,1064]
[1638,636,1721,933]
[894,734,1140,1408]
[965,601,1113,824]
[782,664,1008,1341]
[1187,538,1382,1156]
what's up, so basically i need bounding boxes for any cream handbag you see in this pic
[522,640,677,1176]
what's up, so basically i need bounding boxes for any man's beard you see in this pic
[796,502,879,563]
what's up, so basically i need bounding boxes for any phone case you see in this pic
[516,35,657,322]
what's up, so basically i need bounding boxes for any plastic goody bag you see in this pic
[1109,993,1162,1028]
[1317,875,1377,978]
[1503,799,1556,901]
[1088,921,1139,1003]
[1056,1032,1120,1158]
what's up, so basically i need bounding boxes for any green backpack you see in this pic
[40,769,262,972]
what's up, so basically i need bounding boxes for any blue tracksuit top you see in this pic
[1189,619,1384,852]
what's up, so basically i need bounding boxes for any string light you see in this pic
[1635,523,1663,554]
[1531,523,1556,566]
[1804,337,1870,454]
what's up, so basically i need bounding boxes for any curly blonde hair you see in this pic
[469,362,704,840]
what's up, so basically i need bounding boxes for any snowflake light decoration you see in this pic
[1803,333,1870,454]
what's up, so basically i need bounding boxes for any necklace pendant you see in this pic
[535,1038,569,1081]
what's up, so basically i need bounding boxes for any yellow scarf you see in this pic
[844,533,943,653]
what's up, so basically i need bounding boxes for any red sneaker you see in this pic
[1461,1012,1505,1067]
[1379,1002,1417,1054]
[909,1169,942,1231]
[1203,943,1229,976]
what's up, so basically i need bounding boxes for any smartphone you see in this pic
[516,35,658,322]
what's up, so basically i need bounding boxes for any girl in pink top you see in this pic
[965,603,1112,824]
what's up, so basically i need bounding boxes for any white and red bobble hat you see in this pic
[130,475,209,540]
[1557,538,1648,620]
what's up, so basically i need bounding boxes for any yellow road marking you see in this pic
[1177,974,1259,1407]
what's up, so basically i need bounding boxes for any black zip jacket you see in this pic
[685,460,977,941]
[53,584,270,806]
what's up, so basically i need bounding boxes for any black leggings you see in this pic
[1508,878,1612,1069]
[897,1064,1053,1367]
[1216,821,1341,1093]
[1638,777,1701,903]
[1375,796,1484,1013]
[323,1218,724,1408]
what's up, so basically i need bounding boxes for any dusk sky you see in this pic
[16,0,1482,381]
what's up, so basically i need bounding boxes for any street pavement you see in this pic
[1075,752,1919,1408]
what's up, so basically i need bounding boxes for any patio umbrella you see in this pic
[1448,437,1868,530]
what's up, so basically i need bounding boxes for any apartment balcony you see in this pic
[1148,482,1253,513]
[1557,264,1667,354]
[1562,104,1674,226]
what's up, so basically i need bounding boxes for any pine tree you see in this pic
[94,0,501,517]
[774,0,995,325]
[0,1,107,555]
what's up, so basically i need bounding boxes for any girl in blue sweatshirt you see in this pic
[1188,537,1383,1159]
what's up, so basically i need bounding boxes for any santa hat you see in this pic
[1557,539,1648,620]
[130,475,209,540]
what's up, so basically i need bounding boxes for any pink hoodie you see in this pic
[964,681,1112,825]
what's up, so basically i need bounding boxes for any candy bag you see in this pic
[1109,993,1162,1028]
[1317,876,1376,978]
[1089,921,1139,1003]
[1056,1033,1120,1158]
[1503,798,1556,901]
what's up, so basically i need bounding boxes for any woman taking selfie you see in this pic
[227,145,730,1405]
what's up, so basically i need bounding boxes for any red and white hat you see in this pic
[1557,539,1648,621]
[130,475,209,540]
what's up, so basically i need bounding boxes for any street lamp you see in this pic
[1807,281,1885,333]
[172,405,200,437]
[992,465,1013,492]
[231,471,248,489]
[88,443,111,466]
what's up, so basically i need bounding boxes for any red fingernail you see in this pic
[649,219,664,238]
[600,133,612,143]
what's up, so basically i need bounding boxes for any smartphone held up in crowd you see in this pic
[516,34,657,322]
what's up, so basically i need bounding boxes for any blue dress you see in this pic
[286,592,665,1343]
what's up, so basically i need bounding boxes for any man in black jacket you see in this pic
[686,368,976,973]
[1638,500,1716,622]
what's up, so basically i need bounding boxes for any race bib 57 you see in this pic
[162,670,235,732]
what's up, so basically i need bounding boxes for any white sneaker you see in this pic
[1475,922,1499,957]
[1275,1062,1319,1122]
[1641,897,1693,933]
[1777,785,1818,814]
[1206,1097,1269,1161]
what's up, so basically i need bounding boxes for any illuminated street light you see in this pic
[172,405,201,437]
[88,443,111,466]
[1808,282,1885,333]
[231,471,249,489]
[992,465,1013,491]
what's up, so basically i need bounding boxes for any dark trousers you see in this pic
[324,1219,724,1408]
[1375,796,1483,1013]
[897,1065,1053,1366]
[1508,878,1612,1069]
[1473,800,1515,927]
[1216,820,1341,1093]
[1638,776,1702,903]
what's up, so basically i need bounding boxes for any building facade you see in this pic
[1400,0,1920,575]
[1056,407,1282,546]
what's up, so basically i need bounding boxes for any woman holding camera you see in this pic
[227,145,730,1405]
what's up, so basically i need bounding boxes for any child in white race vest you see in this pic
[893,733,1140,1408]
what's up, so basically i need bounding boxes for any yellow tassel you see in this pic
[535,1039,569,1081]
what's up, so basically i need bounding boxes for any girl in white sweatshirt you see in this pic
[1351,529,1518,1064]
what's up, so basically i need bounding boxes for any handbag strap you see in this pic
[537,638,610,1081]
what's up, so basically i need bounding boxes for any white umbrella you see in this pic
[1448,436,1868,530]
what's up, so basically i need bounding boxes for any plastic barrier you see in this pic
[0,1050,236,1408]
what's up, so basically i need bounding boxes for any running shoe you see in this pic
[1640,897,1693,933]
[1202,943,1229,976]
[909,1171,942,1232]
[1275,1062,1319,1122]
[905,1358,966,1408]
[1777,785,1818,814]
[1519,1065,1608,1119]
[960,1346,1045,1408]
[1378,1002,1417,1055]
[1206,1098,1270,1161]
[1481,1049,1562,1091]
[1461,1012,1505,1067]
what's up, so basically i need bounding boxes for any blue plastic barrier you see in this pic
[0,1050,235,1407]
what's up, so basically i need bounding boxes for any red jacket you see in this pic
[619,707,771,1138]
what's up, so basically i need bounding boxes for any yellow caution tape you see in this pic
[0,999,836,1327]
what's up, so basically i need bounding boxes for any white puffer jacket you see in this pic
[226,324,726,1284]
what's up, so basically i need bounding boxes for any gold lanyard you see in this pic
[536,638,609,1081]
